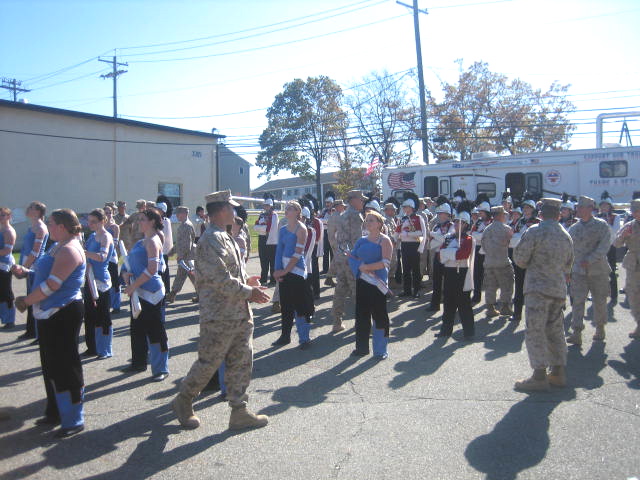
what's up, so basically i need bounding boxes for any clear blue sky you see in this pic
[2,0,639,189]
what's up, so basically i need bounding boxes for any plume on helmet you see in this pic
[475,193,490,206]
[435,195,449,207]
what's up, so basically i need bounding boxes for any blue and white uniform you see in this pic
[0,230,16,325]
[20,226,49,337]
[32,241,86,430]
[105,223,121,311]
[125,239,169,376]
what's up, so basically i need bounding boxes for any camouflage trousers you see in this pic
[483,265,514,305]
[332,255,356,321]
[170,266,195,296]
[524,292,567,369]
[388,245,400,282]
[179,317,253,408]
[624,269,640,326]
[570,273,609,331]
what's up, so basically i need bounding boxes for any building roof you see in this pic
[0,99,224,140]
[219,144,252,167]
[252,171,341,193]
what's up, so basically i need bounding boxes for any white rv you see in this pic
[382,145,640,205]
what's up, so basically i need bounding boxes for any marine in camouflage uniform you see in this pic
[119,199,147,252]
[566,196,612,344]
[166,206,196,303]
[613,199,640,339]
[513,198,574,391]
[481,206,514,317]
[332,191,365,332]
[172,190,269,431]
[325,201,345,286]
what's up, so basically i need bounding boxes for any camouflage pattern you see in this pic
[514,220,574,299]
[332,206,363,320]
[178,224,254,408]
[514,219,572,369]
[170,219,197,295]
[567,217,612,330]
[614,219,640,326]
[384,213,400,281]
[483,265,514,305]
[119,212,146,252]
[113,212,129,225]
[524,292,568,369]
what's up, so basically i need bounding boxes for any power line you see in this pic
[0,78,31,101]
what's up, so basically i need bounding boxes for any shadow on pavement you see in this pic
[608,340,640,389]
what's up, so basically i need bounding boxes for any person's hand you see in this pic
[15,296,27,313]
[11,265,27,279]
[247,275,261,287]
[124,284,136,296]
[273,270,286,281]
[249,286,270,303]
[359,263,370,273]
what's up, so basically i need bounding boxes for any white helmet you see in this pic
[435,203,451,214]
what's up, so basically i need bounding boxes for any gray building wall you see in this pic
[218,145,251,197]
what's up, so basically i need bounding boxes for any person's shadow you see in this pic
[608,340,640,389]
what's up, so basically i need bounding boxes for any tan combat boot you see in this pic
[332,316,345,333]
[499,303,513,316]
[165,291,176,304]
[592,325,606,341]
[486,304,500,318]
[566,330,582,346]
[229,406,268,430]
[514,371,550,392]
[547,365,566,387]
[172,393,200,429]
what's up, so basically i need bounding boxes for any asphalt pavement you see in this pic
[0,255,638,480]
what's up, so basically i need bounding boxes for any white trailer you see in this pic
[382,145,640,205]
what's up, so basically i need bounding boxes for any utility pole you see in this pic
[397,1,429,164]
[1,78,31,101]
[99,56,128,118]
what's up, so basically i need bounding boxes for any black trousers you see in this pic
[472,248,484,301]
[0,270,14,309]
[37,300,84,419]
[401,242,421,294]
[25,273,36,337]
[108,262,119,292]
[513,263,526,317]
[441,267,474,336]
[280,273,314,339]
[162,254,170,297]
[322,236,332,273]
[607,245,618,300]
[355,279,390,354]
[394,250,403,284]
[258,236,276,283]
[131,299,168,368]
[430,256,445,307]
[84,288,112,346]
[311,245,320,296]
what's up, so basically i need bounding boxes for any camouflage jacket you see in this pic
[195,224,252,322]
[614,219,640,272]
[326,211,341,248]
[336,206,363,253]
[567,217,612,276]
[481,221,512,268]
[514,220,574,299]
[175,219,196,260]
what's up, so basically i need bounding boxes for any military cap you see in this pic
[205,189,239,206]
[332,199,346,207]
[117,200,127,207]
[175,206,189,214]
[490,205,505,215]
[541,198,562,209]
[576,195,595,208]
[136,199,146,208]
[346,190,367,201]
[104,201,115,209]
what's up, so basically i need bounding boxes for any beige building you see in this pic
[0,99,227,243]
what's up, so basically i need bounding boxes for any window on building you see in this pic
[239,167,244,175]
[294,188,300,196]
[158,182,182,208]
[600,160,627,178]
[286,189,293,196]
[476,182,496,198]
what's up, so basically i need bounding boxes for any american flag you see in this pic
[388,172,416,189]
[365,157,380,176]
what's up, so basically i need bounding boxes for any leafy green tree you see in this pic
[429,61,575,162]
[257,76,348,197]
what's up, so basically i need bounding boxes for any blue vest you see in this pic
[86,232,113,287]
[349,237,388,283]
[275,225,306,278]
[20,226,48,265]
[33,244,85,312]
[128,239,164,294]
[0,231,13,270]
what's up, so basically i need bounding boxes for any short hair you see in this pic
[540,205,560,220]
[196,206,204,213]
[0,207,11,216]
[234,216,244,227]
[29,201,46,218]
[50,209,82,235]
[143,208,164,230]
[365,210,385,226]
[89,208,106,222]
[206,202,229,217]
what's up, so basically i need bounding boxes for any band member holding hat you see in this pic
[513,198,573,392]
[320,191,336,275]
[436,200,475,339]
[566,196,612,345]
[614,196,640,339]
[396,192,426,298]
[172,190,270,431]
[471,193,492,303]
[426,196,454,312]
[481,206,514,318]
[0,208,16,329]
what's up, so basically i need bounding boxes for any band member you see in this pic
[254,194,279,286]
[383,198,401,285]
[426,196,454,312]
[104,205,122,313]
[436,200,475,339]
[560,193,577,230]
[303,194,323,299]
[396,192,426,298]
[156,195,174,298]
[502,190,513,223]
[597,191,623,303]
[471,194,492,303]
[511,193,540,322]
[319,191,336,275]
[0,208,16,329]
